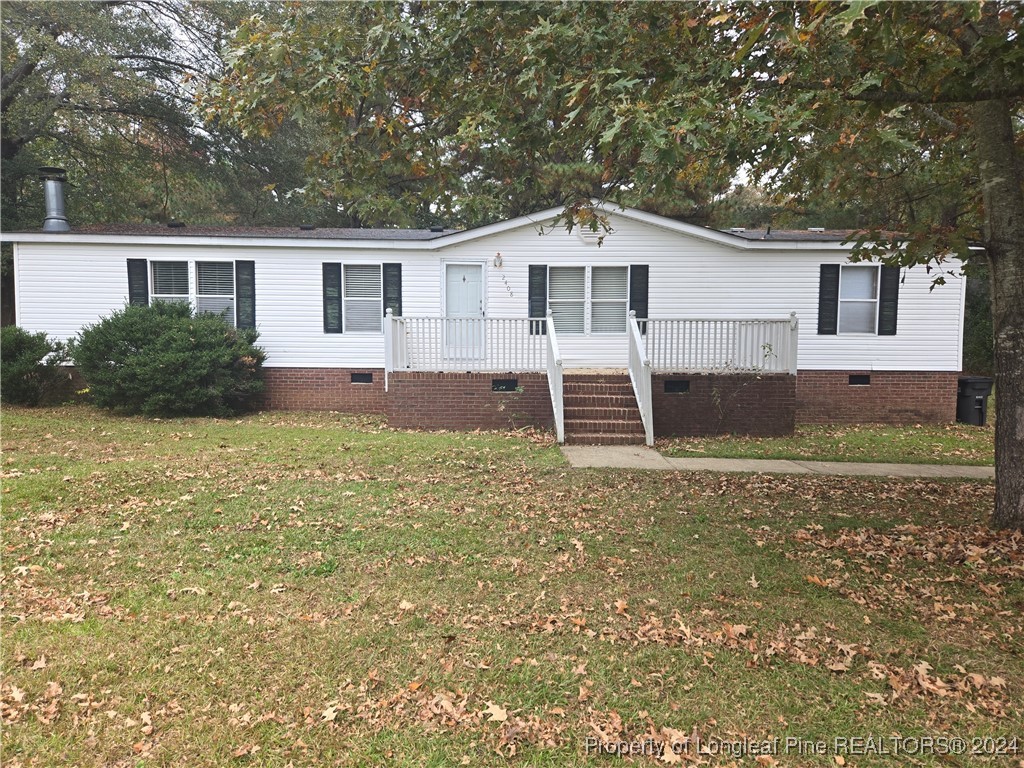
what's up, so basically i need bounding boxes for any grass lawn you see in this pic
[660,422,995,466]
[2,406,1020,766]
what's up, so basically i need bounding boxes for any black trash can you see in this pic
[956,376,994,426]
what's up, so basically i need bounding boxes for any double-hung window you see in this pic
[838,265,878,334]
[138,260,251,328]
[323,263,403,334]
[546,266,628,334]
[529,264,646,335]
[590,267,628,333]
[343,265,384,333]
[817,263,899,336]
[548,267,586,333]
[151,262,190,304]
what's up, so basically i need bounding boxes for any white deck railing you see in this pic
[385,313,546,381]
[545,313,565,444]
[627,312,654,446]
[644,314,798,374]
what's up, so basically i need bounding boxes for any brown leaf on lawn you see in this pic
[482,702,508,722]
[30,655,47,671]
[614,599,629,616]
[398,599,416,612]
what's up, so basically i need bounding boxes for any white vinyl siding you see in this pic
[343,264,383,333]
[10,209,965,371]
[838,265,879,334]
[196,262,235,322]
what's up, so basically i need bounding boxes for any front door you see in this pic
[445,263,484,361]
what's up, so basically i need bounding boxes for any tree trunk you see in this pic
[973,97,1024,530]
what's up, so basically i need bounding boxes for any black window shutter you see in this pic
[383,263,402,317]
[528,265,547,335]
[235,260,256,329]
[127,259,149,306]
[629,264,649,334]
[877,266,899,335]
[323,263,342,333]
[817,264,840,335]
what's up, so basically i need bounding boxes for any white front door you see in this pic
[444,263,484,361]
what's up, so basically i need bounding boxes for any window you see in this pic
[545,266,629,334]
[548,267,585,333]
[344,265,383,333]
[817,263,899,336]
[323,263,402,334]
[151,262,189,303]
[838,265,878,334]
[196,262,235,322]
[591,267,628,333]
[128,259,254,328]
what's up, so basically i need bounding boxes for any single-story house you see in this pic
[1,171,966,444]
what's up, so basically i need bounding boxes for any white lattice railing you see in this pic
[644,315,798,374]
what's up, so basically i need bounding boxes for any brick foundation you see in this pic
[385,372,553,431]
[256,367,959,431]
[796,370,959,424]
[259,368,385,413]
[652,373,796,437]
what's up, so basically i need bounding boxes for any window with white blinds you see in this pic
[591,267,628,333]
[344,264,383,333]
[196,262,235,323]
[151,262,189,303]
[547,266,628,334]
[548,267,586,334]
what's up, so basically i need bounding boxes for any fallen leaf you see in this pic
[482,702,507,722]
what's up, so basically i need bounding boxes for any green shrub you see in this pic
[1,325,68,406]
[70,302,266,416]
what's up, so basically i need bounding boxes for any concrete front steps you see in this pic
[562,373,646,445]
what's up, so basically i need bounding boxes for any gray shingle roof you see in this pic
[46,224,460,240]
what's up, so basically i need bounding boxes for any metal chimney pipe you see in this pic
[39,167,70,232]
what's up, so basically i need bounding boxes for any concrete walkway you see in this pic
[560,445,995,479]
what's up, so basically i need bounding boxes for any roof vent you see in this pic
[729,227,746,233]
[429,225,444,233]
[299,224,315,231]
[167,220,185,229]
[808,227,826,232]
[39,166,70,233]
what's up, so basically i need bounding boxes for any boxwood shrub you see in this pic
[1,325,69,406]
[71,302,266,416]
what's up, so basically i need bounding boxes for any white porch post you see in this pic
[384,307,394,392]
[788,311,799,376]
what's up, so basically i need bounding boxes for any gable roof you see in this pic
[0,203,863,251]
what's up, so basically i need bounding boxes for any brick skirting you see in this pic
[796,370,959,424]
[385,372,553,431]
[259,368,386,413]
[255,367,958,431]
[652,373,796,437]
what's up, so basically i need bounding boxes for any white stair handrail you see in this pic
[627,311,654,446]
[545,312,565,444]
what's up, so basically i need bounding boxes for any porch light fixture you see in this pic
[494,252,503,268]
